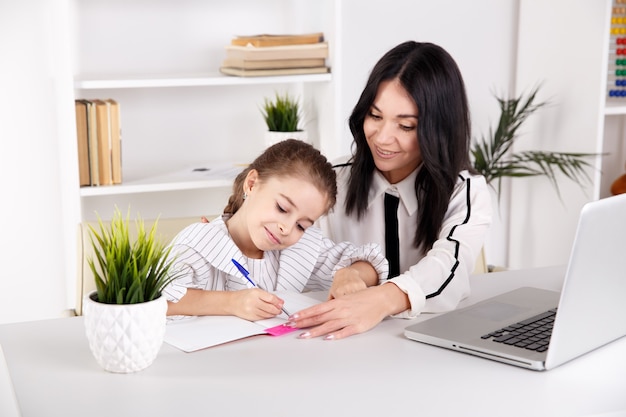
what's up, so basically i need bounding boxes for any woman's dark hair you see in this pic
[224,139,337,215]
[346,41,473,251]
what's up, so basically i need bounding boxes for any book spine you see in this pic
[74,100,91,186]
[224,42,328,61]
[106,99,122,184]
[94,99,112,186]
[85,100,99,186]
[231,32,324,47]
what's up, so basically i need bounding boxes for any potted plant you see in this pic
[471,86,600,270]
[472,86,599,201]
[83,207,180,373]
[260,92,308,147]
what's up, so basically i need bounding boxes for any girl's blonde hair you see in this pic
[223,139,337,215]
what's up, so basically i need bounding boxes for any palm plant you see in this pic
[87,207,180,305]
[471,86,599,200]
[261,92,302,132]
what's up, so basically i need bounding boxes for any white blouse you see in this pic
[318,162,492,318]
[163,216,389,303]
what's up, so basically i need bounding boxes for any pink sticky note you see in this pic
[265,323,298,336]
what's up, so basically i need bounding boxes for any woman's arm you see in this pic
[390,174,492,316]
[288,173,492,339]
[288,282,410,340]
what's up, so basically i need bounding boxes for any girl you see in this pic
[164,139,388,321]
[288,41,493,340]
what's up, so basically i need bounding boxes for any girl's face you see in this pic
[363,79,421,184]
[243,172,328,253]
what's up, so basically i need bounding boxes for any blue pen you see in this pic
[231,258,291,317]
[231,259,257,288]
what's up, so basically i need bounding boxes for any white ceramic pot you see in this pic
[83,291,167,373]
[264,130,308,147]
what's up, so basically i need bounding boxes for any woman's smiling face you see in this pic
[364,78,422,184]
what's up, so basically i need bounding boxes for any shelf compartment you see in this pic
[74,72,332,90]
[604,100,626,115]
[79,163,244,197]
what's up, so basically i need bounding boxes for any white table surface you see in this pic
[1,265,625,417]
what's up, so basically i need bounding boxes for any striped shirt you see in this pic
[163,216,388,303]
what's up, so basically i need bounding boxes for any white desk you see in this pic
[1,266,625,417]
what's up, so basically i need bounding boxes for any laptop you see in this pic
[0,344,22,417]
[404,193,626,371]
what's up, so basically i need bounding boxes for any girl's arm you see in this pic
[288,282,410,340]
[163,221,286,321]
[167,288,286,321]
[304,228,388,294]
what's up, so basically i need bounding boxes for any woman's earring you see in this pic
[243,192,248,200]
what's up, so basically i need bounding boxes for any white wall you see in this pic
[0,0,76,324]
[510,0,611,269]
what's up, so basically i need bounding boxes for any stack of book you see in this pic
[219,32,329,77]
[74,99,122,187]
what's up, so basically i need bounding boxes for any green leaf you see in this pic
[86,207,185,305]
[471,86,601,201]
[260,92,301,132]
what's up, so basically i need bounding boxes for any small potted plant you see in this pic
[261,92,308,147]
[83,207,180,373]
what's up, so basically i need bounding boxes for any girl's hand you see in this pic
[328,267,367,299]
[230,288,285,321]
[328,261,380,300]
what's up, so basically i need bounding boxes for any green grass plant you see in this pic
[87,207,180,305]
[261,92,302,132]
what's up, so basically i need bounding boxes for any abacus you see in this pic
[609,1,626,97]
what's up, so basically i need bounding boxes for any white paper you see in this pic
[164,291,320,352]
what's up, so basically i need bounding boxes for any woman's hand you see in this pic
[229,288,285,321]
[287,283,410,340]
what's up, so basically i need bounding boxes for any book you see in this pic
[220,66,329,78]
[84,99,99,186]
[74,100,91,186]
[221,57,326,70]
[105,99,122,184]
[224,42,328,61]
[93,100,113,185]
[230,32,324,47]
[164,291,320,352]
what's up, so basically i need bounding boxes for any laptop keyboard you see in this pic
[480,308,557,352]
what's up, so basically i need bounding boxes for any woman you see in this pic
[287,41,492,340]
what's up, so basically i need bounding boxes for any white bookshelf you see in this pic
[604,101,626,115]
[75,71,333,199]
[72,0,337,221]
